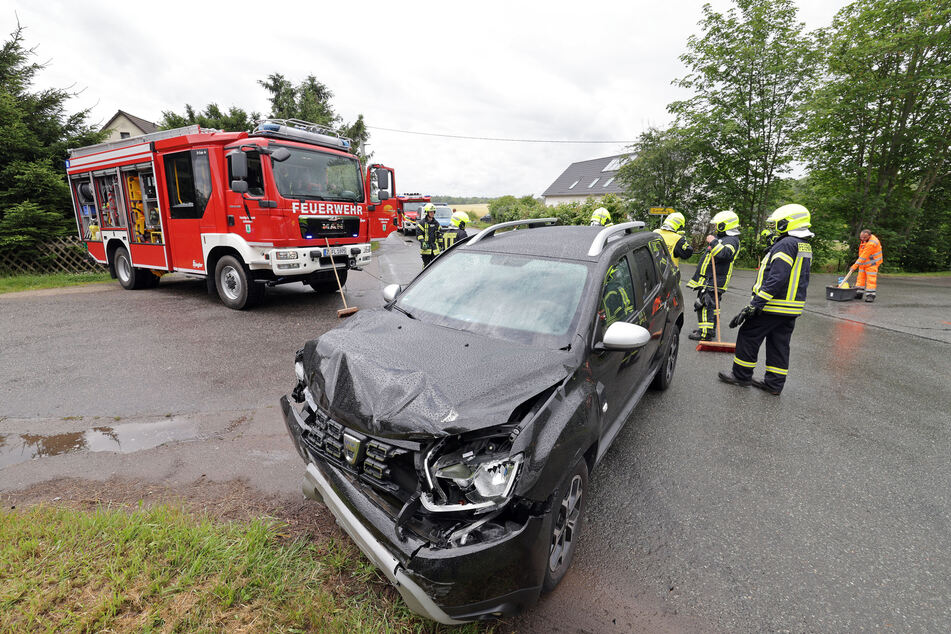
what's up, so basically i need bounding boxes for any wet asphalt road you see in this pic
[2,234,950,632]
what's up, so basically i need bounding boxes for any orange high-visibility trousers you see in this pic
[856,264,879,292]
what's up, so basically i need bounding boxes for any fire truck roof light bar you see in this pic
[252,119,352,151]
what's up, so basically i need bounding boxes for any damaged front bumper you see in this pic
[280,395,550,623]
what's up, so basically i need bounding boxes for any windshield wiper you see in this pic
[389,303,415,319]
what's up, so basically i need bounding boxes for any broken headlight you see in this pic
[422,437,522,513]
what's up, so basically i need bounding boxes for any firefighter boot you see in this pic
[752,378,782,395]
[718,371,752,387]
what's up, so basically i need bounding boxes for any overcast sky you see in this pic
[11,0,849,198]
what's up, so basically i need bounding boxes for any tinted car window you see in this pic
[598,256,636,333]
[630,246,659,307]
[648,238,671,279]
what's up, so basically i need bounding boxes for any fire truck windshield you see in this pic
[271,146,364,203]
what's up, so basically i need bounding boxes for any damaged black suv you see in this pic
[280,218,684,623]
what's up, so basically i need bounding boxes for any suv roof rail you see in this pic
[587,221,647,256]
[467,218,560,246]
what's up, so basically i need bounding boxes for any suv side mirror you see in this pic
[382,283,401,303]
[599,322,651,350]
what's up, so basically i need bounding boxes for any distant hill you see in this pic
[426,195,494,204]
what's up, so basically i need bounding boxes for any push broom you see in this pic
[696,248,736,353]
[325,238,359,318]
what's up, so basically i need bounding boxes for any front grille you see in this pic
[299,216,360,239]
[301,409,418,503]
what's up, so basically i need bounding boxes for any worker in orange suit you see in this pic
[850,229,883,303]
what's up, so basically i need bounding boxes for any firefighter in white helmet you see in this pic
[653,211,694,267]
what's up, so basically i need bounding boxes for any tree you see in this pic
[669,0,820,236]
[159,103,260,132]
[0,23,104,259]
[617,126,706,223]
[802,0,951,270]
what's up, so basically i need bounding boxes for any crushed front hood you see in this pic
[301,310,575,438]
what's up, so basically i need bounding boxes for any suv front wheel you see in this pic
[543,458,589,592]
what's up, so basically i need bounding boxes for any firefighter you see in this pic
[686,210,741,341]
[590,207,613,226]
[850,229,883,303]
[601,264,633,327]
[441,211,470,251]
[653,211,694,267]
[718,203,814,395]
[418,203,442,266]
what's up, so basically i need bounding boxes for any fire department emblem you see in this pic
[343,433,363,465]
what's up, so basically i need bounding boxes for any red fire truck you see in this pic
[363,165,430,240]
[66,119,399,309]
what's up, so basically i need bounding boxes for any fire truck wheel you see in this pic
[215,255,264,310]
[114,247,149,290]
[308,269,348,293]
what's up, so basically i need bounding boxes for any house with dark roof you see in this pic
[542,154,627,206]
[101,110,159,142]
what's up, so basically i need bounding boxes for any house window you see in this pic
[603,177,615,187]
[568,180,580,189]
[602,157,625,172]
[120,132,131,139]
[588,178,600,188]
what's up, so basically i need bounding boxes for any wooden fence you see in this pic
[0,237,107,276]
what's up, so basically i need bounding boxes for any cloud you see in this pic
[10,0,849,198]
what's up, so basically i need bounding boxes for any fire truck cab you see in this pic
[66,119,387,309]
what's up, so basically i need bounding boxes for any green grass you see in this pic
[0,272,111,294]
[0,504,488,633]
[879,269,951,277]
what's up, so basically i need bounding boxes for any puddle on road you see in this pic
[0,418,199,469]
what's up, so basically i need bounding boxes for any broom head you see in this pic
[696,340,736,353]
[337,306,359,318]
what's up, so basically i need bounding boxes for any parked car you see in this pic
[433,205,453,228]
[280,218,684,623]
[480,213,492,223]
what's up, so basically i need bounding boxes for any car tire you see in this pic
[113,246,150,290]
[650,323,680,391]
[308,268,347,293]
[543,458,589,593]
[215,255,264,310]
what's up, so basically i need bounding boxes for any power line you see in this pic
[366,125,633,144]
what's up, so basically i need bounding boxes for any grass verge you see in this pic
[0,272,111,294]
[0,504,486,633]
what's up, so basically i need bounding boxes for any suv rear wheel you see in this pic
[650,323,680,391]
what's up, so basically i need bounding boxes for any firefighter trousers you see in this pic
[421,253,436,267]
[731,313,797,393]
[695,289,722,337]
[855,264,879,294]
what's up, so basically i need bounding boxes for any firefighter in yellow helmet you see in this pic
[590,207,613,226]
[653,211,694,267]
[687,210,741,341]
[440,210,470,252]
[418,203,442,266]
[718,203,813,395]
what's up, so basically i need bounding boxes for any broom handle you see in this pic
[838,268,855,288]
[325,238,349,309]
[710,245,723,343]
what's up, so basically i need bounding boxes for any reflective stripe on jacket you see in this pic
[750,236,812,316]
[440,227,468,251]
[855,234,883,268]
[654,228,693,267]
[687,235,739,291]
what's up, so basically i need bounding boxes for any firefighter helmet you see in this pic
[711,210,740,235]
[590,207,612,226]
[423,203,436,215]
[661,211,686,232]
[451,211,470,228]
[768,204,811,235]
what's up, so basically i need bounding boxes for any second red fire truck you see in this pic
[66,119,404,309]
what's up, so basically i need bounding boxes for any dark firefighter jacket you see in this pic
[440,227,468,251]
[687,234,740,291]
[750,235,812,316]
[419,218,442,256]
